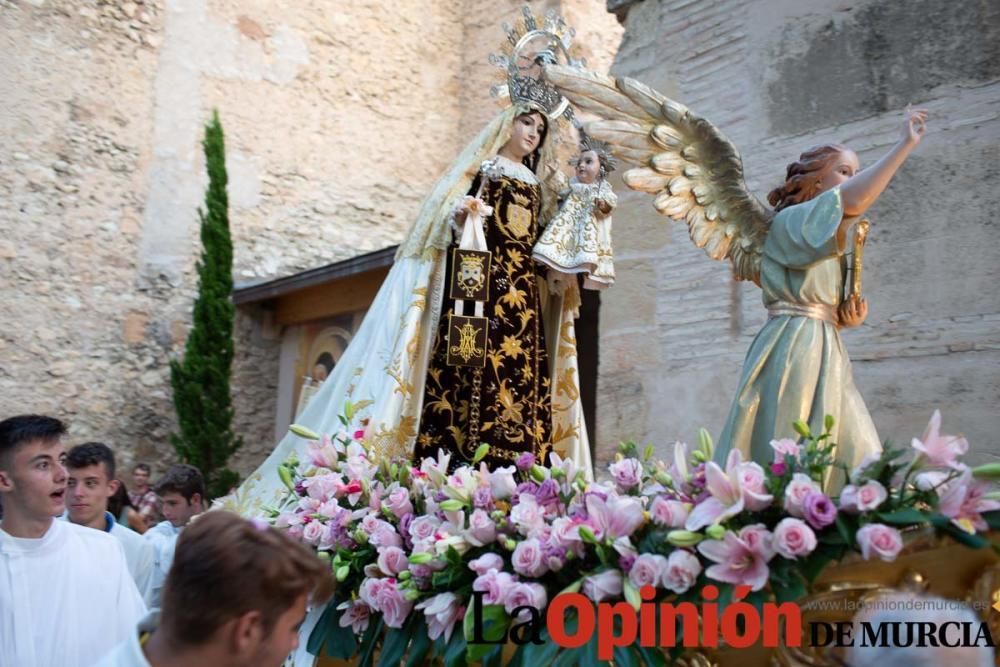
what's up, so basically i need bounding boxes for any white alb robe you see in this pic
[92,611,159,667]
[0,518,146,667]
[60,512,156,606]
[144,520,181,609]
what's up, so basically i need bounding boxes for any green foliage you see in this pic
[169,109,242,499]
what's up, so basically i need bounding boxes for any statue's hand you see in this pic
[900,105,928,146]
[838,295,868,328]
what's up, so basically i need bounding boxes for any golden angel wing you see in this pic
[546,65,773,284]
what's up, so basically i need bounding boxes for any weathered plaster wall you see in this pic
[599,0,1000,468]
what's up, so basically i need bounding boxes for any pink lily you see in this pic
[685,451,772,530]
[912,410,968,469]
[937,469,1000,533]
[698,526,774,591]
[585,493,645,540]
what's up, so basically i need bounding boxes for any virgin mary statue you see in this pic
[221,10,592,517]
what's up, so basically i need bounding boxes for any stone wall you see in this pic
[599,0,1000,468]
[0,0,621,476]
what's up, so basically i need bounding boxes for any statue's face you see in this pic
[575,150,601,184]
[815,149,860,194]
[504,112,545,160]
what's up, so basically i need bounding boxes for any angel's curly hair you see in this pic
[768,143,851,212]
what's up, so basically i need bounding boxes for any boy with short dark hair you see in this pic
[64,442,155,603]
[0,415,145,666]
[144,463,205,608]
[96,511,334,667]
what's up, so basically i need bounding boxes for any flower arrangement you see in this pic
[272,405,1000,666]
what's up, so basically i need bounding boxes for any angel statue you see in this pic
[545,65,927,482]
[218,9,593,521]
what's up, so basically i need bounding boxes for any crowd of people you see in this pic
[0,414,332,667]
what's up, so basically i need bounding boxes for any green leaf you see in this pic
[877,508,932,525]
[463,602,509,663]
[305,601,336,656]
[772,571,807,603]
[377,625,411,667]
[636,644,668,667]
[613,644,640,667]
[509,626,560,666]
[443,628,467,667]
[404,616,432,667]
[981,510,1000,531]
[835,514,855,547]
[800,544,845,584]
[357,616,384,667]
[940,523,989,549]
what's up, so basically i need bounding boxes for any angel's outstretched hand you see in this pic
[838,295,869,329]
[901,106,928,146]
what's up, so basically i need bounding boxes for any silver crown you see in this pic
[488,7,583,120]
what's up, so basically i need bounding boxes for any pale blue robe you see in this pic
[716,188,880,479]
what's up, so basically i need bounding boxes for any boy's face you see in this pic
[246,594,308,667]
[575,150,601,184]
[0,437,68,521]
[132,467,150,490]
[67,463,116,528]
[160,490,201,527]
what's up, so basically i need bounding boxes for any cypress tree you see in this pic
[169,110,242,499]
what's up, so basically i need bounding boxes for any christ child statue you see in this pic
[532,134,618,290]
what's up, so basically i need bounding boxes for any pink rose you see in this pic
[770,438,801,463]
[510,494,546,537]
[302,520,326,545]
[377,546,409,576]
[582,569,623,603]
[663,550,702,594]
[376,581,413,629]
[369,520,402,549]
[840,481,888,513]
[466,508,497,547]
[385,487,413,518]
[628,554,668,589]
[409,515,440,542]
[772,518,817,559]
[736,461,773,511]
[490,466,518,500]
[304,473,340,501]
[468,553,505,576]
[503,582,548,619]
[738,524,776,561]
[358,577,388,608]
[784,473,822,518]
[609,458,643,491]
[650,497,689,528]
[473,569,516,606]
[512,538,548,578]
[856,523,903,562]
[548,517,582,551]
